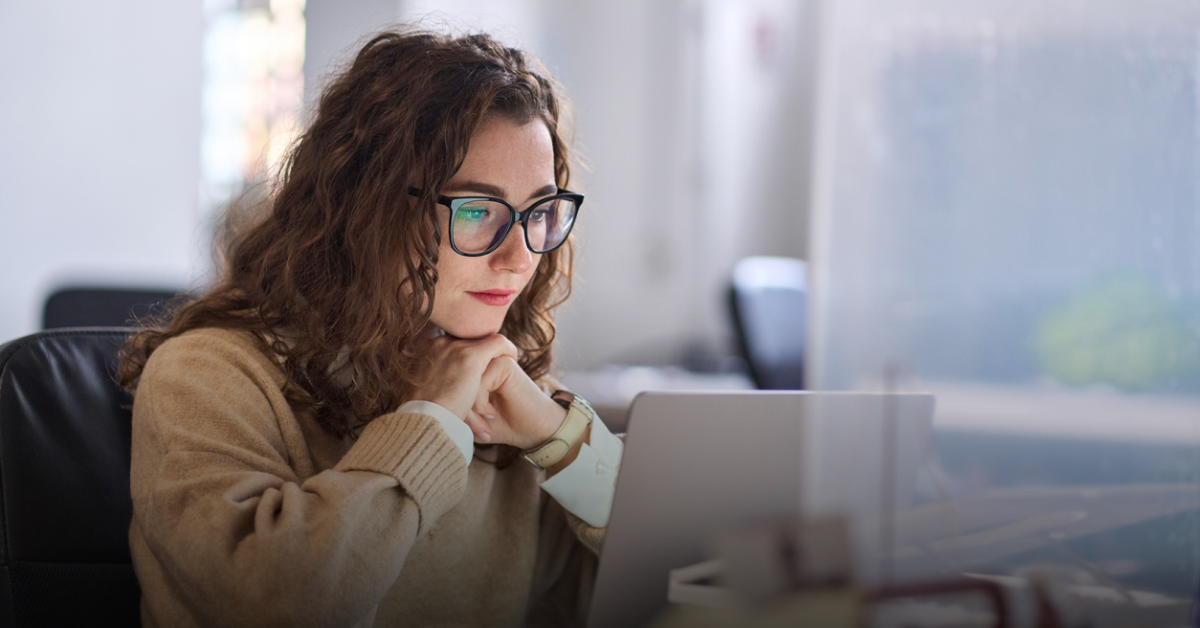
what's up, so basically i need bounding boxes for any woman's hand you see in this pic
[468,356,566,449]
[408,332,565,449]
[408,333,520,420]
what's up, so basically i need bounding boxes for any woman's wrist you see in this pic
[526,394,568,449]
[521,391,594,470]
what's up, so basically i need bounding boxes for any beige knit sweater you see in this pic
[129,328,603,628]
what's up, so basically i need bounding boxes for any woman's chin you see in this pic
[439,320,503,340]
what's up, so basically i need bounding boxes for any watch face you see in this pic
[551,390,575,410]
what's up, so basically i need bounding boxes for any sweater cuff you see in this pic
[396,400,474,464]
[335,412,468,532]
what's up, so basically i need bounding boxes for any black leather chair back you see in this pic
[729,257,808,390]
[0,329,140,626]
[43,287,182,330]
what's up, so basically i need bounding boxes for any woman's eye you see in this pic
[457,206,489,223]
[529,209,550,223]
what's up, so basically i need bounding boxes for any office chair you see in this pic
[43,286,185,330]
[728,256,808,390]
[0,328,141,626]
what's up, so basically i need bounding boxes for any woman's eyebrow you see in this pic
[441,181,505,197]
[442,181,557,201]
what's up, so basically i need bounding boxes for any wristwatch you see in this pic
[522,390,595,470]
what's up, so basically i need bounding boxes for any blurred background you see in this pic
[0,0,815,379]
[4,0,1200,616]
[3,0,1199,415]
[3,0,1199,422]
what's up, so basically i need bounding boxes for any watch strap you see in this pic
[522,391,595,470]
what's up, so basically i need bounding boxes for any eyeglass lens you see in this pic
[450,197,578,254]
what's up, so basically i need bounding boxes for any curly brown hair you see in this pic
[119,29,575,438]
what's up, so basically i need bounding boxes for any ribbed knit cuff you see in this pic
[335,412,468,533]
[564,510,606,556]
[396,400,474,464]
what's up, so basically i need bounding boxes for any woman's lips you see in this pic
[467,290,516,306]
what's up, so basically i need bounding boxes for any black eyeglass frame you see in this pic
[409,186,585,257]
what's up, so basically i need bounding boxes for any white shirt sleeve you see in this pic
[396,398,624,528]
[395,400,474,464]
[537,414,623,528]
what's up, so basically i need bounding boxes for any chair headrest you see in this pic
[0,328,135,564]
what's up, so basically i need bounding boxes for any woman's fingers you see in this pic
[406,332,556,447]
[473,387,496,420]
[407,333,516,419]
[464,410,492,443]
[476,355,565,449]
[473,333,520,362]
[479,354,519,397]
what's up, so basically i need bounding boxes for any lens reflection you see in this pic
[450,196,577,255]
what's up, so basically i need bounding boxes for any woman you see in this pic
[119,29,621,628]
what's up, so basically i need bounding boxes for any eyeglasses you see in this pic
[409,186,584,257]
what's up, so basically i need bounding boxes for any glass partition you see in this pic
[808,0,1200,622]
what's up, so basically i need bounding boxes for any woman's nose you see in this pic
[488,224,534,273]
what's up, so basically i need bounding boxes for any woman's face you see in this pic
[428,117,557,339]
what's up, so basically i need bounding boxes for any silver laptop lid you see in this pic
[586,391,934,628]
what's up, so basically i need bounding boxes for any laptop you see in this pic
[586,391,935,628]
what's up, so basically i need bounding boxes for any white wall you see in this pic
[689,0,817,360]
[303,0,401,107]
[0,0,814,362]
[0,0,204,341]
[532,0,819,369]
